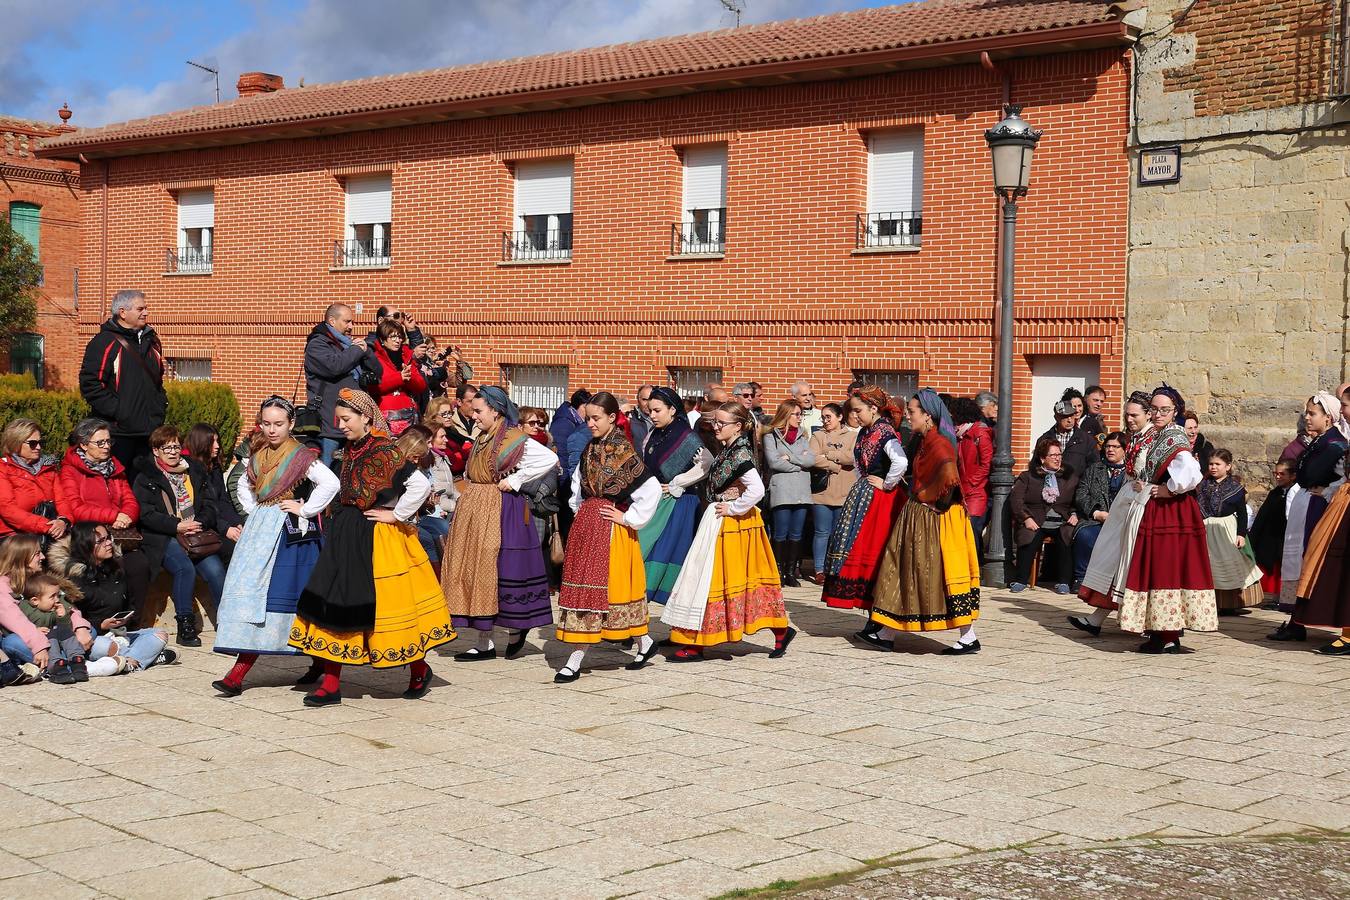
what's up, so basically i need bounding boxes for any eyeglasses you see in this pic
[1149,406,1174,416]
[22,439,42,449]
[89,439,113,448]
[524,419,544,427]
[436,410,454,418]
[93,534,113,546]
[712,420,738,430]
[158,444,182,452]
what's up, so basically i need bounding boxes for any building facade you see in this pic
[1128,0,1350,477]
[2,115,80,388]
[40,0,1136,451]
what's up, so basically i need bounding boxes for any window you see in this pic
[174,190,213,272]
[860,129,923,248]
[340,175,392,267]
[673,145,726,255]
[502,364,568,411]
[852,370,917,404]
[668,367,722,399]
[8,202,40,257]
[508,159,573,260]
[168,357,212,381]
[9,333,43,389]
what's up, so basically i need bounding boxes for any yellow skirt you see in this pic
[288,522,455,667]
[872,501,980,633]
[670,507,787,647]
[556,519,649,644]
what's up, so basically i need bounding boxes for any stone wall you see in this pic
[1127,0,1349,484]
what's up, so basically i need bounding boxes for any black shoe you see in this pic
[453,646,497,662]
[504,631,529,659]
[302,688,342,707]
[69,656,89,682]
[1137,635,1182,654]
[212,678,242,697]
[48,660,76,685]
[174,615,201,648]
[942,640,981,656]
[854,628,892,650]
[295,659,323,685]
[156,648,179,666]
[1316,640,1350,656]
[402,667,433,699]
[1067,615,1102,638]
[1268,621,1307,642]
[553,666,581,684]
[624,641,661,671]
[768,626,798,659]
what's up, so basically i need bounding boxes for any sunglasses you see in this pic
[524,419,544,426]
[23,439,42,449]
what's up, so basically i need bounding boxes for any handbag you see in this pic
[548,515,566,565]
[810,467,830,494]
[178,527,223,560]
[291,374,322,440]
[111,526,143,548]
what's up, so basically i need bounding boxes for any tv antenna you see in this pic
[186,59,220,103]
[719,0,745,28]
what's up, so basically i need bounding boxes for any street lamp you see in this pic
[982,104,1041,587]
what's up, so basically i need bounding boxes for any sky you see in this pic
[0,0,903,128]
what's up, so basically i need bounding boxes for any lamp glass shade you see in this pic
[991,142,1033,192]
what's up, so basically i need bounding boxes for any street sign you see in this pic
[1139,146,1181,185]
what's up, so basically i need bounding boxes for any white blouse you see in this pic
[881,440,909,491]
[501,439,560,492]
[568,466,663,530]
[392,470,433,522]
[1165,450,1203,494]
[722,468,765,517]
[236,459,340,534]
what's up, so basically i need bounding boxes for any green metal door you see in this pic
[9,332,43,389]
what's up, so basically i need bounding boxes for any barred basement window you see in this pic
[169,357,212,381]
[668,367,722,399]
[502,364,568,412]
[852,369,917,404]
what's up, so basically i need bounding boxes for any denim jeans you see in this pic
[812,504,840,572]
[1072,523,1102,584]
[771,504,809,542]
[92,627,168,669]
[161,540,226,617]
[417,515,451,565]
[318,437,342,469]
[1,631,33,663]
[968,512,989,562]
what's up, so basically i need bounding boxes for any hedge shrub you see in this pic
[164,381,242,458]
[0,387,89,446]
[0,373,37,391]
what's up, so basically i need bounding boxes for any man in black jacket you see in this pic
[78,290,167,471]
[1037,399,1097,478]
[304,303,368,467]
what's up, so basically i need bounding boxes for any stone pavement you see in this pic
[1,587,1347,900]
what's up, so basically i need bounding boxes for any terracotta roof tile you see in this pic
[40,0,1122,156]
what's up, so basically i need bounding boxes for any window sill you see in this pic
[851,245,921,255]
[498,258,572,267]
[666,252,725,262]
[162,269,213,276]
[330,263,392,272]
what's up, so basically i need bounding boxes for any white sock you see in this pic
[636,634,654,655]
[1087,608,1109,627]
[86,657,121,677]
[476,631,494,652]
[956,624,978,646]
[561,648,587,675]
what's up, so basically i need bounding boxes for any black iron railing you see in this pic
[333,239,391,268]
[670,210,726,255]
[855,212,922,249]
[502,229,572,261]
[166,245,213,273]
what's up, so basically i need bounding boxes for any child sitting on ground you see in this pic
[20,573,89,684]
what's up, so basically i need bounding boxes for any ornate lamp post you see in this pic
[982,105,1041,587]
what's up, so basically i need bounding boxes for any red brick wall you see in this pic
[2,120,81,388]
[73,48,1129,450]
[1163,0,1334,115]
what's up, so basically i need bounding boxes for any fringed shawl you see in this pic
[1196,476,1245,519]
[466,421,529,485]
[708,434,756,497]
[248,438,318,505]
[911,428,960,506]
[338,434,404,510]
[854,420,899,472]
[1138,424,1190,484]
[642,417,702,483]
[581,429,652,505]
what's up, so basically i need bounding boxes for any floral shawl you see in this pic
[247,438,318,505]
[581,429,652,505]
[854,420,899,474]
[465,421,530,486]
[1124,427,1158,480]
[708,434,756,497]
[1137,424,1190,485]
[911,428,960,506]
[338,434,404,510]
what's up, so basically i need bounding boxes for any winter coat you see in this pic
[363,341,427,425]
[131,457,220,575]
[562,426,590,481]
[303,323,367,441]
[78,318,167,437]
[957,422,994,518]
[0,456,65,537]
[1074,459,1127,539]
[55,449,140,526]
[808,427,856,507]
[51,551,131,634]
[763,429,817,508]
[0,576,92,657]
[550,403,584,466]
[1010,465,1080,548]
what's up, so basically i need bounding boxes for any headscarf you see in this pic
[476,385,519,426]
[336,388,390,437]
[1338,383,1350,439]
[1151,383,1185,420]
[1309,391,1343,429]
[916,388,957,451]
[649,386,683,414]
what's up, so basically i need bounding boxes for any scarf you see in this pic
[854,420,899,472]
[157,457,194,520]
[916,388,958,452]
[642,414,701,483]
[76,447,116,477]
[1041,471,1060,504]
[1197,475,1244,519]
[465,419,529,485]
[248,438,318,505]
[1138,423,1190,484]
[580,428,651,504]
[1106,461,1127,497]
[911,427,960,505]
[7,454,55,475]
[338,433,404,510]
[477,385,519,426]
[708,433,756,497]
[337,388,390,436]
[1124,427,1157,480]
[328,324,362,381]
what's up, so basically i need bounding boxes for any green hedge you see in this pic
[0,373,37,391]
[0,380,240,455]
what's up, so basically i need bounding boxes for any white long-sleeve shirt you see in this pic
[501,439,560,492]
[1165,450,1202,494]
[236,459,340,534]
[721,468,765,517]
[569,465,663,529]
[881,440,908,491]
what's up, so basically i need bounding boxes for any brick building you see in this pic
[1128,0,1350,479]
[39,0,1138,451]
[2,114,80,388]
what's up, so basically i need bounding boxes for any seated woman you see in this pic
[1072,432,1128,588]
[132,426,227,648]
[1009,437,1080,594]
[185,423,245,560]
[51,523,173,672]
[0,417,67,542]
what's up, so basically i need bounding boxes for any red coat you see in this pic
[0,456,65,537]
[957,421,994,518]
[368,343,426,418]
[55,448,140,525]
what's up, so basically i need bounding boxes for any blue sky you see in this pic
[2,0,901,128]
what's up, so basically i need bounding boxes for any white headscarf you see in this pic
[1310,391,1343,430]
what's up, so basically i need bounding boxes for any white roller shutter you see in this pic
[176,190,214,229]
[683,145,727,211]
[867,129,923,213]
[514,159,573,217]
[346,175,392,225]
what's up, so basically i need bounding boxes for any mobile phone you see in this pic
[112,610,134,620]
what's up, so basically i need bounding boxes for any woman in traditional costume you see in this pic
[441,386,557,661]
[1070,392,1155,637]
[1116,385,1217,654]
[637,387,712,605]
[821,387,907,626]
[1293,443,1350,654]
[662,402,795,661]
[554,392,663,682]
[1270,392,1347,642]
[1197,448,1264,613]
[287,389,454,706]
[868,388,981,654]
[212,397,339,695]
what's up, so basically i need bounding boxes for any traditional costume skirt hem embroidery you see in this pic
[871,500,980,633]
[1118,494,1217,634]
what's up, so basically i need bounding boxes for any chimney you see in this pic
[237,72,284,98]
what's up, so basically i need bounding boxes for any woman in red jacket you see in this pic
[55,418,152,612]
[363,319,427,436]
[0,418,68,540]
[952,397,994,560]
